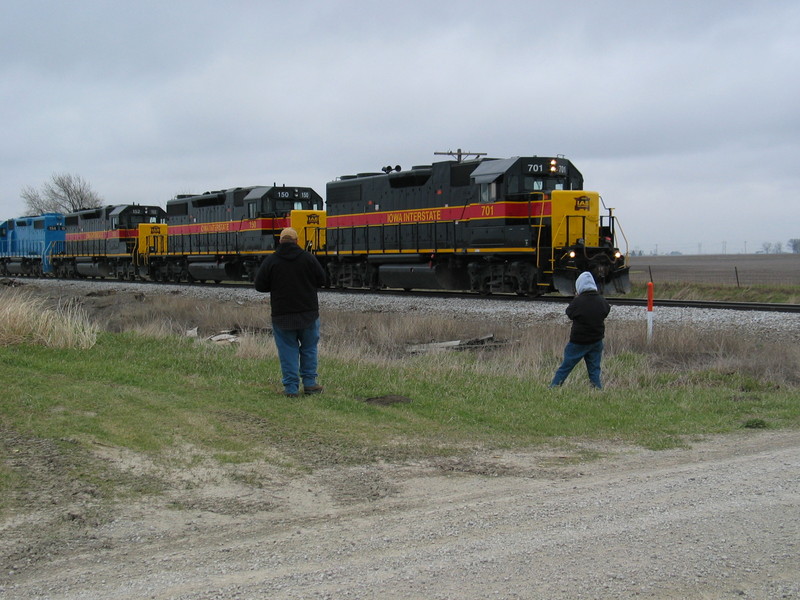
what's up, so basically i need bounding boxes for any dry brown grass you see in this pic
[318,311,798,387]
[30,286,796,387]
[80,293,270,338]
[0,290,98,349]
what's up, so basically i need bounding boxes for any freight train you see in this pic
[0,153,630,295]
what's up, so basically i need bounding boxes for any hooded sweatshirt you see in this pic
[565,272,611,344]
[253,241,326,324]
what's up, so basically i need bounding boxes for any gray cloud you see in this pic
[2,0,798,254]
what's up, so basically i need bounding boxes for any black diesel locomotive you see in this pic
[48,186,324,283]
[52,204,167,279]
[158,185,323,282]
[7,153,629,295]
[320,154,629,295]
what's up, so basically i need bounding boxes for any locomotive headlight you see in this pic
[550,159,557,173]
[614,251,622,259]
[568,250,576,259]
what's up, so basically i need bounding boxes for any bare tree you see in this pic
[788,239,800,254]
[21,173,103,215]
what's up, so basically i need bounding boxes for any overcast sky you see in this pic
[2,0,798,255]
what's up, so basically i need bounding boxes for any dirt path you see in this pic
[3,431,798,599]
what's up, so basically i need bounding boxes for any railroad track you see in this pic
[606,297,800,313]
[9,277,800,314]
[321,287,800,313]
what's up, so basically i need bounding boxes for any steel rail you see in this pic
[9,277,800,313]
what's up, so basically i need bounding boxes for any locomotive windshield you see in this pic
[113,214,163,229]
[268,188,322,213]
[522,176,566,191]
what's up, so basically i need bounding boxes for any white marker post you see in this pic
[646,281,654,344]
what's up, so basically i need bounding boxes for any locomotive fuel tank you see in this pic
[186,259,242,282]
[75,257,113,278]
[4,259,33,275]
[377,261,470,291]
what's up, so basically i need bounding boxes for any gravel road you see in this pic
[3,432,798,599]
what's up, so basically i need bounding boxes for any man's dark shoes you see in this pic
[304,384,324,395]
[284,391,299,398]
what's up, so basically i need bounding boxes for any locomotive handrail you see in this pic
[43,241,60,272]
[612,215,630,256]
[132,238,141,266]
[548,213,588,273]
[523,194,548,272]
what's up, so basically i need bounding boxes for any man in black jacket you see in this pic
[254,228,327,397]
[549,271,611,389]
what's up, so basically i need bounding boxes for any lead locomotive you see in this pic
[320,154,629,295]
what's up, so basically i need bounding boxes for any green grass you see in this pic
[3,282,798,521]
[3,332,798,456]
[2,327,799,516]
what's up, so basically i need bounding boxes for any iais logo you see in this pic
[574,196,591,211]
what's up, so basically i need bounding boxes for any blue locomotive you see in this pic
[0,213,65,276]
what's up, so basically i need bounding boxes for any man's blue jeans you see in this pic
[272,318,320,395]
[550,340,604,389]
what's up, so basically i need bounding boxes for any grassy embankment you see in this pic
[1,286,799,514]
[628,282,800,304]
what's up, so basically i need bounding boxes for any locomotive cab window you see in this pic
[247,202,257,219]
[523,177,544,192]
[480,182,498,203]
